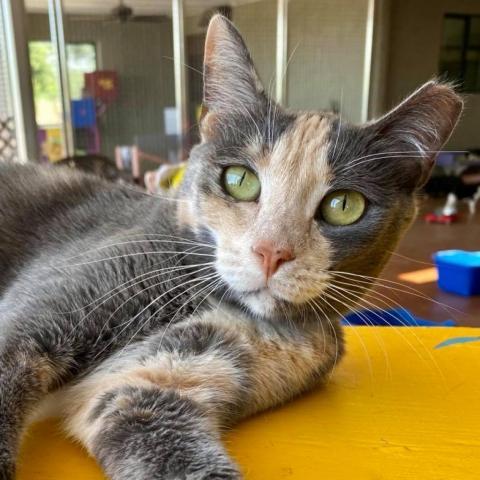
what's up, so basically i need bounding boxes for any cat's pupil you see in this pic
[342,195,347,211]
[239,170,247,186]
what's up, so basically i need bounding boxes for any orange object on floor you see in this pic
[397,267,438,284]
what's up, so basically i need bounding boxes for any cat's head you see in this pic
[177,15,462,320]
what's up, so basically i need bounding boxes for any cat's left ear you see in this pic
[366,81,463,187]
[201,14,265,137]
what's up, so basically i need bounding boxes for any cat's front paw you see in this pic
[0,416,16,480]
[92,387,243,480]
[0,454,15,480]
[184,458,242,480]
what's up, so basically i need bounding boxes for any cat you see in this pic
[0,14,462,480]
[54,154,128,183]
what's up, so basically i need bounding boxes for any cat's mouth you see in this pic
[213,253,327,316]
[234,277,292,299]
[214,264,322,314]
[242,287,282,301]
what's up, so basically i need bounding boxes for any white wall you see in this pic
[185,0,371,124]
[287,0,370,123]
[233,0,277,90]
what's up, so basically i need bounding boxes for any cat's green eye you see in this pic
[223,166,261,201]
[320,190,366,226]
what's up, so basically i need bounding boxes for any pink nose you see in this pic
[252,241,295,279]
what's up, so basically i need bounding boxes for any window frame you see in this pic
[65,41,98,99]
[440,13,480,93]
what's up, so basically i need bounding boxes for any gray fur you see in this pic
[93,388,241,480]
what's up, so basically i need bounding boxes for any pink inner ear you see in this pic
[199,111,218,141]
[203,15,226,67]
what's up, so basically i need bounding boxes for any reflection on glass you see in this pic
[67,43,97,99]
[26,1,66,163]
[61,0,177,184]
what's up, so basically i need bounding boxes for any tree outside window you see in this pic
[29,41,97,127]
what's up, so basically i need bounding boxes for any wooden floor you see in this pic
[379,197,480,326]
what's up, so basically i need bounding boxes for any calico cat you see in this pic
[0,15,462,480]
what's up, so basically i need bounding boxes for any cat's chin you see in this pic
[227,281,320,319]
[240,289,278,317]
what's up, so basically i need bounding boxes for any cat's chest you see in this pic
[34,304,340,448]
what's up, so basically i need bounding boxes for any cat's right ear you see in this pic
[201,14,264,138]
[365,81,463,188]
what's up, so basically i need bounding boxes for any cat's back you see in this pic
[0,162,112,219]
[0,162,155,291]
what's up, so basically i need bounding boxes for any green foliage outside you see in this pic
[29,41,59,102]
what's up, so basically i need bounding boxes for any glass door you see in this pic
[25,0,67,162]
[61,0,176,184]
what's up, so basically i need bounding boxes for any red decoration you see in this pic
[424,212,459,224]
[84,71,118,104]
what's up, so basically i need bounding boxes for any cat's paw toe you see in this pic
[0,460,15,480]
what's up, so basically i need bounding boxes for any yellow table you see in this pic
[18,327,480,479]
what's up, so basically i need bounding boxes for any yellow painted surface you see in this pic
[18,327,480,479]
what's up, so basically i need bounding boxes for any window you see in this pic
[439,14,480,92]
[66,43,97,99]
[28,41,97,127]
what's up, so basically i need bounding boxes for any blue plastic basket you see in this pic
[343,308,455,327]
[71,98,96,128]
[434,250,480,296]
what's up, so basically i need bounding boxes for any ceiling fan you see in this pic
[70,1,167,24]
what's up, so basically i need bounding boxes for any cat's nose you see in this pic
[252,241,295,279]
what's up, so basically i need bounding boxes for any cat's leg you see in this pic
[60,312,340,479]
[0,304,125,477]
[0,358,29,479]
[73,386,241,480]
[0,325,73,479]
[60,320,249,479]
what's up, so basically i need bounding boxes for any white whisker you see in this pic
[92,273,220,360]
[61,250,216,268]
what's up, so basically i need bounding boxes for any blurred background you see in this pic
[0,0,479,324]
